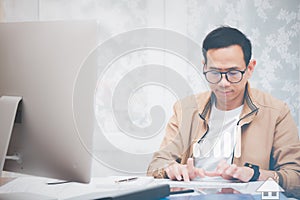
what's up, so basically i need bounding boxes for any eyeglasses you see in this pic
[203,65,248,84]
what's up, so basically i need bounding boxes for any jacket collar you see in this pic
[238,83,259,125]
[199,83,259,125]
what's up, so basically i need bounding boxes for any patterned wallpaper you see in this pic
[1,0,299,175]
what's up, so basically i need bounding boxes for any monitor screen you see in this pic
[0,20,97,183]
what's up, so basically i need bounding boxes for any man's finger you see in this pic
[187,158,194,172]
[195,168,206,178]
[181,166,190,182]
[165,167,173,179]
[216,159,229,174]
[172,165,182,181]
[186,158,196,179]
[205,170,220,177]
[225,164,238,176]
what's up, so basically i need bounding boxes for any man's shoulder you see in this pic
[175,91,210,109]
[250,88,287,109]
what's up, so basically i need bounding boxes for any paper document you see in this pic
[0,176,155,199]
[94,176,154,190]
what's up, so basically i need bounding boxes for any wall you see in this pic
[1,0,299,177]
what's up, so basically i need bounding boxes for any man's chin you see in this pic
[215,91,233,101]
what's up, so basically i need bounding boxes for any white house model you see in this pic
[256,178,284,200]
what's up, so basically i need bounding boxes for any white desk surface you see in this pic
[0,175,294,200]
[0,175,155,199]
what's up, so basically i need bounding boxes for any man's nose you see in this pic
[218,74,231,87]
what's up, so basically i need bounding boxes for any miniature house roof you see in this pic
[257,178,284,192]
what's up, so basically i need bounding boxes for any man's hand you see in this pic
[165,158,205,181]
[205,159,254,182]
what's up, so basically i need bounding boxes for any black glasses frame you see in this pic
[203,65,248,84]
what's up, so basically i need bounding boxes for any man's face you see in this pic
[204,45,255,110]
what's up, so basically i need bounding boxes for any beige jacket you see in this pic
[147,84,300,198]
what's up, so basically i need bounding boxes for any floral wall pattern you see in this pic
[1,0,299,176]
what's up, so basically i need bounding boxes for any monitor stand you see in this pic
[0,96,22,176]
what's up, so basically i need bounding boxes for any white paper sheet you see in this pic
[0,176,155,200]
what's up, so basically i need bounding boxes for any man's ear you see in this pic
[202,60,205,65]
[247,59,256,77]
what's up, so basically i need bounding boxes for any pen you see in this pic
[115,177,138,183]
[170,189,194,195]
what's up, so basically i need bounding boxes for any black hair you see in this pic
[202,26,252,66]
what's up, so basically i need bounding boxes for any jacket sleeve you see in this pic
[147,101,185,178]
[272,103,300,198]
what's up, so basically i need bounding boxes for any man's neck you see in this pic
[216,101,243,111]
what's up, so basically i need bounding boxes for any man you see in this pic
[147,26,300,198]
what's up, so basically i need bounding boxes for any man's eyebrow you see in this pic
[207,66,240,70]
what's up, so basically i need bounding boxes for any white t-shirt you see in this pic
[194,103,243,171]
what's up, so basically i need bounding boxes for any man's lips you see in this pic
[216,89,233,95]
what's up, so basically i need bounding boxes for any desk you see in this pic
[0,176,293,200]
[0,177,14,186]
[166,193,289,200]
[0,176,160,199]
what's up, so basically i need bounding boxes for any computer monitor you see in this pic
[0,20,97,183]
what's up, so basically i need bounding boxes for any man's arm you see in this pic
[206,103,300,198]
[147,101,184,178]
[147,100,205,180]
[271,103,300,197]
